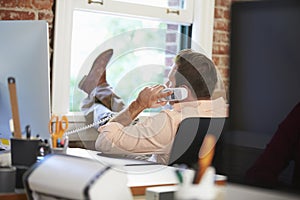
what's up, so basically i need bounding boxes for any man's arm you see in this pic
[109,85,172,126]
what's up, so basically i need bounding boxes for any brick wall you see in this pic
[0,0,233,88]
[0,0,55,58]
[213,0,233,93]
[0,0,53,20]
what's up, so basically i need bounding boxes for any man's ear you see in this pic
[180,85,189,90]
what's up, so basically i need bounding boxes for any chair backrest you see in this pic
[168,117,225,169]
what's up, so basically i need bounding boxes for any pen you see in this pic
[25,125,31,139]
[192,162,200,184]
[9,119,14,137]
[173,164,195,185]
[175,169,183,184]
[57,138,62,148]
[124,163,161,166]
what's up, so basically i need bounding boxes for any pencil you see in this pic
[7,77,22,138]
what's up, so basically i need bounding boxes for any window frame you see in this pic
[52,0,215,116]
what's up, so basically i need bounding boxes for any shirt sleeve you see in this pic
[95,111,179,155]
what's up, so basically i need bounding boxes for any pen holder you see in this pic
[174,167,221,200]
[10,138,40,167]
[175,184,217,200]
[51,136,69,154]
[10,138,40,189]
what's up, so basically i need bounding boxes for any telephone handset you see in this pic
[159,87,188,102]
[65,114,114,136]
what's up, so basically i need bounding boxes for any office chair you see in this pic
[168,117,225,181]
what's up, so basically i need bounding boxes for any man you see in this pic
[79,49,227,165]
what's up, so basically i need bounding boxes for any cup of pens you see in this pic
[175,167,218,200]
[51,136,69,154]
[48,115,69,154]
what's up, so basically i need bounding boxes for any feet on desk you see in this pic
[79,49,113,94]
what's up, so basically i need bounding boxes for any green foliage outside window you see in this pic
[69,12,170,112]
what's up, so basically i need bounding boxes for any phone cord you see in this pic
[64,115,112,136]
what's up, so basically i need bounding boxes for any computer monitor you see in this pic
[229,0,300,136]
[0,20,51,140]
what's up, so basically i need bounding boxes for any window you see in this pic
[53,0,215,117]
[69,11,188,112]
[110,0,185,9]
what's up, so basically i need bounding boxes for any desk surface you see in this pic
[0,193,27,200]
[65,148,300,199]
[2,184,300,200]
[224,183,300,200]
[66,148,179,195]
[4,148,300,200]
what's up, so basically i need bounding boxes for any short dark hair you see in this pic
[174,49,217,98]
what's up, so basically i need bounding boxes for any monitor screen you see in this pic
[0,20,51,140]
[229,0,300,136]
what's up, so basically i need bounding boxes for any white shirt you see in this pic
[95,97,228,164]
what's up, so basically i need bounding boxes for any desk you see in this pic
[133,184,300,200]
[66,148,179,195]
[5,148,300,200]
[3,184,300,200]
[65,148,300,199]
[1,148,178,199]
[223,183,300,200]
[0,193,27,200]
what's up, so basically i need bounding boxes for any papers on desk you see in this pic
[126,164,179,187]
[0,138,10,150]
[66,148,179,179]
[66,148,180,196]
[0,150,11,167]
[66,148,155,166]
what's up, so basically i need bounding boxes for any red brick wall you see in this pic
[0,0,55,56]
[0,0,233,88]
[0,0,54,37]
[213,0,233,92]
[0,0,53,19]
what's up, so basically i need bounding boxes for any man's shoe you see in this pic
[78,49,113,94]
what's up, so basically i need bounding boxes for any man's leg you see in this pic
[91,83,126,112]
[78,49,113,94]
[80,83,125,117]
[79,49,126,125]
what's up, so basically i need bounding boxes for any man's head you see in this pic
[167,49,218,100]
